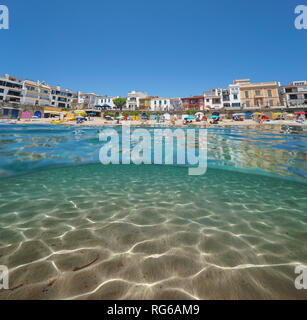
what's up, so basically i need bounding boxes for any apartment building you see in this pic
[50,86,74,109]
[228,82,241,108]
[203,89,223,109]
[204,84,242,110]
[181,95,204,110]
[279,81,307,107]
[126,91,148,110]
[0,74,23,103]
[22,79,51,106]
[238,79,281,109]
[151,97,182,112]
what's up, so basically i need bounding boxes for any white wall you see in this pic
[151,98,171,111]
[98,96,119,108]
[229,84,241,107]
[126,91,148,110]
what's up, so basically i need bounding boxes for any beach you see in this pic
[6,117,307,128]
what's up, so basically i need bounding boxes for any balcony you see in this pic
[287,104,307,109]
[0,82,23,90]
[26,94,39,99]
[7,90,22,97]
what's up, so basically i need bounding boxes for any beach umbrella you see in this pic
[295,112,307,115]
[233,113,245,116]
[74,110,87,116]
[274,112,282,116]
[116,116,124,119]
[88,112,95,115]
[209,115,218,119]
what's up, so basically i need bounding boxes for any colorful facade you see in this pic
[181,96,204,110]
[139,96,158,110]
[238,79,281,109]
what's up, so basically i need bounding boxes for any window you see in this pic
[245,91,249,98]
[269,100,274,106]
[255,90,261,96]
[3,109,9,116]
[206,99,209,102]
[233,94,238,100]
[232,103,241,107]
[8,90,21,97]
[164,100,167,104]
[268,89,272,97]
[246,101,250,108]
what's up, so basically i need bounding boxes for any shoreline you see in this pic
[2,118,307,128]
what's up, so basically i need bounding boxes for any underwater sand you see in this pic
[0,164,307,300]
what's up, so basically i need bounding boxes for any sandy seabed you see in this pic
[0,164,307,300]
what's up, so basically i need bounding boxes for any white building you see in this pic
[228,82,241,108]
[279,81,307,107]
[126,91,148,110]
[0,74,23,104]
[204,82,242,110]
[97,95,119,109]
[74,92,100,109]
[22,79,51,107]
[50,86,74,109]
[150,97,182,112]
[203,89,223,109]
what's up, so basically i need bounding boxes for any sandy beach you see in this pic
[5,117,307,128]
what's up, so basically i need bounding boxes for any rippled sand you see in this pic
[0,164,307,299]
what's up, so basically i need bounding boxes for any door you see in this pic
[11,109,19,119]
[34,111,42,118]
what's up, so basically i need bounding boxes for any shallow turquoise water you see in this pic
[0,124,306,180]
[0,124,306,299]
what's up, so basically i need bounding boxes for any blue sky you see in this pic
[0,0,306,97]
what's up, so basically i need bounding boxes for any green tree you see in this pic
[113,98,127,111]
